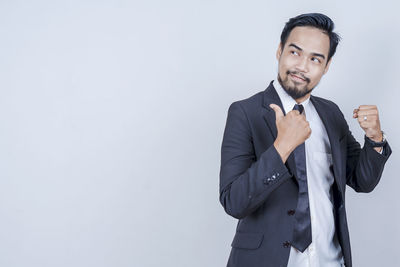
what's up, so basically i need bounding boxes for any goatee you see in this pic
[277,71,314,100]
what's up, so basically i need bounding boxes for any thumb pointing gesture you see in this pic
[269,104,284,121]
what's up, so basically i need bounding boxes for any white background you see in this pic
[0,0,398,266]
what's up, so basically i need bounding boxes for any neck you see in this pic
[295,93,311,104]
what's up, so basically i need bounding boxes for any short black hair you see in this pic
[280,13,341,63]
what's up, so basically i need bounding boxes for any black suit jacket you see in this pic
[219,81,392,267]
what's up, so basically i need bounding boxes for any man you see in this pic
[219,13,392,267]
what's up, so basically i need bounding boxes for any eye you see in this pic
[291,50,299,56]
[311,57,321,63]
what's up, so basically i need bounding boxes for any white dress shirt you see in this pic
[273,80,346,267]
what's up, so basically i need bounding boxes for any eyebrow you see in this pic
[288,43,326,60]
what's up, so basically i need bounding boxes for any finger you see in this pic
[357,114,378,123]
[358,105,377,110]
[353,108,359,118]
[269,104,284,120]
[359,120,378,129]
[288,110,300,116]
[356,109,379,116]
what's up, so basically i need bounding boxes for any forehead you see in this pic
[285,26,330,57]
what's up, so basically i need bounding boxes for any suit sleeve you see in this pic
[340,110,392,193]
[219,102,292,219]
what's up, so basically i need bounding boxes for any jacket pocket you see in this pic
[231,231,264,249]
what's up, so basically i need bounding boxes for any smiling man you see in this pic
[219,13,392,267]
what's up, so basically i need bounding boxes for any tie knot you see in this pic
[293,104,304,114]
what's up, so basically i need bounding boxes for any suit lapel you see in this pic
[310,96,345,195]
[261,81,345,196]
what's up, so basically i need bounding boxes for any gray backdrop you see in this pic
[0,0,398,266]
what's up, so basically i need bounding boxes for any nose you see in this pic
[295,56,309,73]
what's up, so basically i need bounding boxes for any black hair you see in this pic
[280,13,341,63]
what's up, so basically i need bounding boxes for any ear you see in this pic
[323,58,332,74]
[276,43,283,61]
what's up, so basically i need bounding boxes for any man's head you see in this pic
[276,13,341,102]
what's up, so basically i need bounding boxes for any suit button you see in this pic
[263,178,272,184]
[272,174,276,179]
[283,241,291,248]
[287,209,295,215]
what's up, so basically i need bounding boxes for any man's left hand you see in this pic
[353,105,383,152]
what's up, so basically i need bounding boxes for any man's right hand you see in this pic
[269,103,312,163]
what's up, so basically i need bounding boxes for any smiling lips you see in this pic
[290,73,306,83]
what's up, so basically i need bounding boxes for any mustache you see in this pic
[287,70,310,83]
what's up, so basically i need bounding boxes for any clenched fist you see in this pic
[269,103,312,163]
[353,105,383,153]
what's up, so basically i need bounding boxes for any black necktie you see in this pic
[291,104,312,252]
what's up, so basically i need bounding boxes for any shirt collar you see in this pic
[272,79,311,115]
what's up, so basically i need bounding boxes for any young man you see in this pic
[219,13,392,267]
